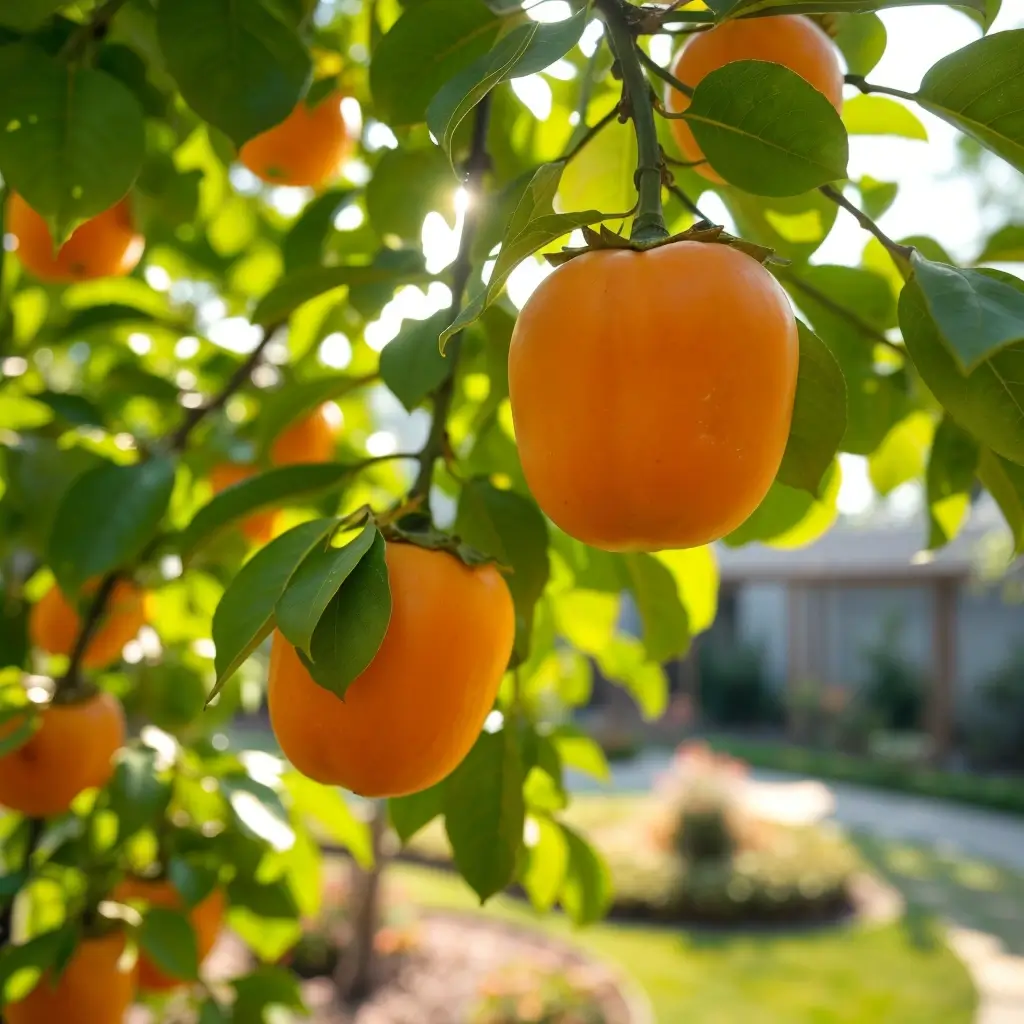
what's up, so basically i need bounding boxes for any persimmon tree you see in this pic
[0,0,1022,1020]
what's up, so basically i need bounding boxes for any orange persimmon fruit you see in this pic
[209,462,279,545]
[271,404,341,466]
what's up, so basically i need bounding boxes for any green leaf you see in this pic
[978,224,1024,264]
[979,448,1024,553]
[370,0,502,126]
[455,479,548,662]
[595,637,668,720]
[707,0,987,16]
[726,464,840,548]
[232,967,306,1024]
[283,771,373,868]
[777,321,847,495]
[198,998,232,1024]
[652,547,719,636]
[427,8,587,167]
[0,704,38,757]
[380,312,454,412]
[917,30,1024,174]
[521,814,568,913]
[444,725,524,902]
[926,416,980,549]
[623,554,690,663]
[168,859,221,910]
[157,0,311,147]
[301,529,392,700]
[0,1,65,30]
[0,927,75,1003]
[0,43,144,241]
[843,95,927,140]
[900,271,1024,465]
[440,163,606,348]
[389,783,446,844]
[723,187,837,264]
[910,253,1024,371]
[683,61,849,197]
[49,457,175,594]
[227,877,299,919]
[868,411,935,495]
[254,375,368,457]
[281,188,356,271]
[253,262,428,326]
[211,518,337,696]
[857,176,898,221]
[365,147,454,241]
[551,725,610,783]
[138,908,199,982]
[276,523,377,657]
[558,824,611,926]
[180,464,356,557]
[107,748,172,840]
[834,13,887,76]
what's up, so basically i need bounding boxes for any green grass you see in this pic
[389,863,977,1024]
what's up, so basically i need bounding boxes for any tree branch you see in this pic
[637,45,692,99]
[59,0,131,59]
[844,74,919,104]
[411,97,493,502]
[665,181,711,225]
[819,184,914,264]
[563,106,620,164]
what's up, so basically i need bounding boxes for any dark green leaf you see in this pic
[910,253,1024,371]
[0,43,144,240]
[857,176,898,220]
[211,518,337,696]
[558,824,611,926]
[157,0,311,147]
[900,272,1024,465]
[108,748,172,840]
[917,30,1024,173]
[777,322,847,495]
[0,1,64,30]
[926,416,980,549]
[366,147,455,240]
[978,224,1024,264]
[227,877,299,918]
[445,725,524,902]
[253,262,428,326]
[276,523,377,656]
[978,447,1024,554]
[49,457,176,593]
[683,61,849,197]
[180,465,356,557]
[168,859,221,909]
[301,529,391,700]
[232,967,306,1024]
[370,0,501,126]
[390,784,445,844]
[281,188,357,272]
[380,312,454,411]
[254,375,369,457]
[622,554,690,663]
[0,926,75,1002]
[834,13,887,76]
[198,998,231,1024]
[138,908,198,981]
[33,391,104,428]
[455,479,548,662]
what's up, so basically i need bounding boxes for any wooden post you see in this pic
[928,578,957,763]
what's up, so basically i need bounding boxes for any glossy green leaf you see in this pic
[900,272,1024,465]
[521,814,569,913]
[623,554,690,662]
[380,312,454,411]
[979,448,1024,553]
[857,176,899,221]
[300,529,392,701]
[444,725,525,902]
[365,148,453,241]
[777,322,848,495]
[227,877,299,919]
[390,784,446,844]
[926,416,980,549]
[456,479,548,662]
[211,518,337,695]
[917,30,1024,173]
[843,95,927,140]
[276,523,377,657]
[652,547,719,636]
[49,457,176,593]
[558,824,611,926]
[281,188,356,271]
[0,44,145,241]
[370,0,501,126]
[168,859,221,910]
[683,61,849,197]
[868,411,934,495]
[910,253,1024,371]
[157,0,311,147]
[108,748,172,840]
[834,13,887,76]
[138,908,199,981]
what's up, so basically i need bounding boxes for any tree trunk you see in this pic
[336,801,387,1004]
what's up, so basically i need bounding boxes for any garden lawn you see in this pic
[390,863,976,1024]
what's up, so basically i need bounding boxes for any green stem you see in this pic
[596,0,669,245]
[845,75,919,104]
[59,0,130,60]
[637,45,692,99]
[819,184,914,264]
[563,106,619,164]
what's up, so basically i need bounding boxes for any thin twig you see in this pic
[779,271,903,354]
[665,182,711,225]
[844,75,919,104]
[637,45,693,98]
[411,98,493,501]
[563,106,620,164]
[819,184,914,263]
[59,0,131,59]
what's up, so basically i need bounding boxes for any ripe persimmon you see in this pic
[269,542,514,797]
[8,194,144,282]
[114,877,225,991]
[666,16,844,183]
[30,581,147,669]
[508,241,798,551]
[0,690,125,816]
[5,931,133,1024]
[240,91,350,187]
[271,404,341,466]
[210,462,279,545]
